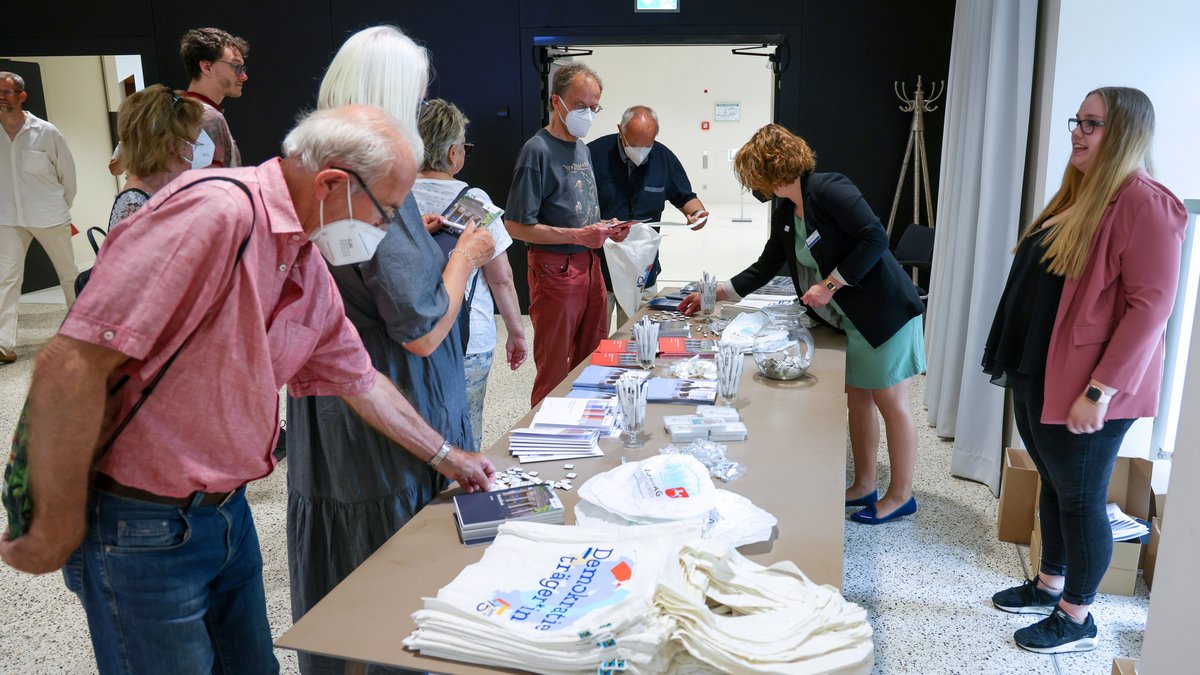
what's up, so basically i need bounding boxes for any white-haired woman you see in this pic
[284,25,493,675]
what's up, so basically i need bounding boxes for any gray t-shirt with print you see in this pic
[506,128,600,254]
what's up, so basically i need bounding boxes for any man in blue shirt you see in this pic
[589,106,707,327]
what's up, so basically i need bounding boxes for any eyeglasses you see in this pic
[1067,117,1104,135]
[330,165,397,223]
[216,59,248,76]
[556,96,602,114]
[0,89,20,97]
[462,142,475,157]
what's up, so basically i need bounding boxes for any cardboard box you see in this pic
[998,448,1040,544]
[1111,657,1139,674]
[1143,516,1162,590]
[1027,457,1152,597]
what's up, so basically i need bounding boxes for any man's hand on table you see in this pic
[435,448,496,492]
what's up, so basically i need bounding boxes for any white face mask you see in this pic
[624,144,651,166]
[310,181,387,266]
[185,129,215,170]
[557,98,595,138]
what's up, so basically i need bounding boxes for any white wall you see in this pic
[1030,0,1200,460]
[574,45,775,205]
[4,55,121,267]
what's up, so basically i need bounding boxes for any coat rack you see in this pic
[886,76,944,236]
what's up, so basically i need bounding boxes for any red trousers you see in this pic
[527,248,608,406]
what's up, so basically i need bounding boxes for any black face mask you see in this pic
[751,189,773,203]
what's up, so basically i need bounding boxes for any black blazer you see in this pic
[730,172,924,348]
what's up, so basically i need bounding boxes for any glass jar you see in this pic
[752,303,816,380]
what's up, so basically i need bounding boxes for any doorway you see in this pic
[541,42,778,288]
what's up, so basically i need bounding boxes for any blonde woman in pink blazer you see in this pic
[982,86,1186,654]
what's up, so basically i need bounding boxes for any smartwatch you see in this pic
[1084,385,1112,405]
[823,278,837,292]
[428,439,453,467]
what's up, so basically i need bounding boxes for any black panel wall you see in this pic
[3,0,956,310]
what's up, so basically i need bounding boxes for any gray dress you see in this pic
[285,195,474,675]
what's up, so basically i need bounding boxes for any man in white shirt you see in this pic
[0,71,78,363]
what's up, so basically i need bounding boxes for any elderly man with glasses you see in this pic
[0,70,79,364]
[505,61,631,406]
[179,26,249,168]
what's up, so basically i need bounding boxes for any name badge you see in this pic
[805,230,821,248]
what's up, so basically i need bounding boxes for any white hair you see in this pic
[318,25,428,167]
[281,107,402,186]
[619,105,659,133]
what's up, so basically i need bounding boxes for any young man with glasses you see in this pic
[505,61,631,406]
[179,27,249,168]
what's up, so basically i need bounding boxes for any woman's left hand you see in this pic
[1066,395,1107,434]
[801,282,834,308]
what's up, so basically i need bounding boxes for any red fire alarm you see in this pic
[701,121,710,130]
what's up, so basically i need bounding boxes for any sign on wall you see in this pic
[635,0,679,12]
[714,101,741,122]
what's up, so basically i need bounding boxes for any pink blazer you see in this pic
[1042,171,1187,423]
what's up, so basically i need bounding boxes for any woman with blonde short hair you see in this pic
[108,84,205,229]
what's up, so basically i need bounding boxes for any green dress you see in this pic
[794,215,926,389]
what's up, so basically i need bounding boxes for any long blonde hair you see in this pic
[1025,86,1155,278]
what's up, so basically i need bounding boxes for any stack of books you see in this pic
[453,484,564,547]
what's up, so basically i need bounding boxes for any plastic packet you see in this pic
[660,439,746,483]
[667,355,717,380]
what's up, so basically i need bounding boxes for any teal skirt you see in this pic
[794,216,926,389]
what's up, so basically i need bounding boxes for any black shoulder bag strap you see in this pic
[92,176,256,463]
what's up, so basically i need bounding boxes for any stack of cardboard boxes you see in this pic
[996,448,1166,597]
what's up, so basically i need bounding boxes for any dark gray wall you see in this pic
[4,0,956,307]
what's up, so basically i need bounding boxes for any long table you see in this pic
[276,316,848,674]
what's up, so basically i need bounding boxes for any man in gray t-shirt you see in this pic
[505,62,630,406]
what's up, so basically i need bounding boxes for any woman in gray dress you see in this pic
[284,25,494,675]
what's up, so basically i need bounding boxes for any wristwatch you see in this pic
[823,278,837,292]
[428,439,452,467]
[1084,384,1113,405]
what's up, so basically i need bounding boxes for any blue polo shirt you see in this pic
[588,133,697,289]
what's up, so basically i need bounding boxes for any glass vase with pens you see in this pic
[632,317,659,370]
[616,372,649,449]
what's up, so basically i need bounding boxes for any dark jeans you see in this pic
[63,488,279,674]
[1011,376,1134,606]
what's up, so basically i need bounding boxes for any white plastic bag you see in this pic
[603,222,662,317]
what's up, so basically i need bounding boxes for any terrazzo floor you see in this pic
[0,302,1149,674]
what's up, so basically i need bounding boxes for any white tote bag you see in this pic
[603,222,662,317]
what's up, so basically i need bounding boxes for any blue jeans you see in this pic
[64,488,279,674]
[464,350,494,451]
[1011,376,1134,606]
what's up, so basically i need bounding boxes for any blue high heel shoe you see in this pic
[845,490,878,508]
[850,496,917,524]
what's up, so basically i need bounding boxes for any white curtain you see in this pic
[924,0,1039,494]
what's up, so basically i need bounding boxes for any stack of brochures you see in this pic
[1107,503,1150,541]
[590,338,719,366]
[508,427,603,463]
[570,366,716,405]
[453,484,564,546]
[663,406,747,442]
[719,293,799,318]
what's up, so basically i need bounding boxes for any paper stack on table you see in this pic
[508,427,603,463]
[453,484,565,547]
[720,292,799,318]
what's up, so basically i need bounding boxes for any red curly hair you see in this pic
[733,123,817,193]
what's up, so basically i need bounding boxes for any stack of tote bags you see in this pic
[405,517,873,673]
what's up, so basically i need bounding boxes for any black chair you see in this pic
[893,223,934,306]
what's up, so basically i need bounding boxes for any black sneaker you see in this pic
[992,577,1062,615]
[1014,609,1098,654]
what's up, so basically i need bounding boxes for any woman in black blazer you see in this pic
[682,124,927,523]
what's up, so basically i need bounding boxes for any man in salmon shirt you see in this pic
[0,105,495,673]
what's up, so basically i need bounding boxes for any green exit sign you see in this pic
[636,0,680,12]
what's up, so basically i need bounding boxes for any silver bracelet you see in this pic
[448,249,478,271]
[428,439,452,467]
